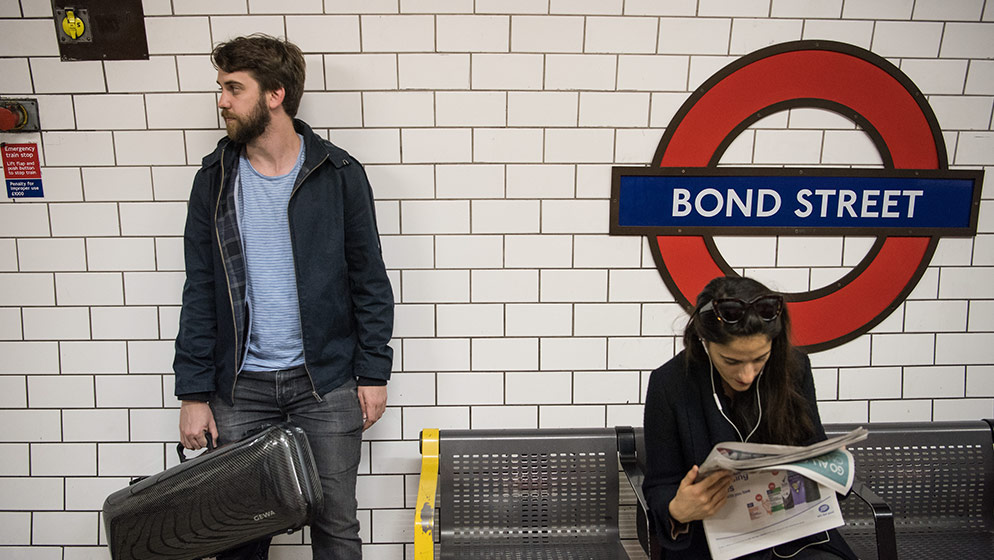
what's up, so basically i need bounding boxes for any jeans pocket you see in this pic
[322,380,364,434]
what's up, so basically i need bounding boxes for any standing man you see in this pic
[173,34,394,559]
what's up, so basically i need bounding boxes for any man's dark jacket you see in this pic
[173,119,394,405]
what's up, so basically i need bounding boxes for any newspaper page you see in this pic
[699,428,866,560]
[699,428,867,481]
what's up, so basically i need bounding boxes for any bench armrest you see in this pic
[415,429,440,560]
[849,479,897,560]
[617,426,661,560]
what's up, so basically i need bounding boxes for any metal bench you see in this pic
[619,419,994,560]
[826,420,994,560]
[415,428,633,559]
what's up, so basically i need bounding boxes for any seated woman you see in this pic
[642,275,857,559]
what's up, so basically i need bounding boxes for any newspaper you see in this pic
[700,428,867,560]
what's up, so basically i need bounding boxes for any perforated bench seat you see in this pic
[416,428,632,560]
[439,542,630,559]
[826,420,994,560]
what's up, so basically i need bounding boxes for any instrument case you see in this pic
[103,422,322,560]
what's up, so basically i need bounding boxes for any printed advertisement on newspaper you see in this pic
[700,428,867,560]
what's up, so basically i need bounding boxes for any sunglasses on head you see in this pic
[700,294,784,324]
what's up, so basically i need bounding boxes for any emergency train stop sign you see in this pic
[611,41,983,352]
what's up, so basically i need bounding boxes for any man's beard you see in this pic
[223,94,270,144]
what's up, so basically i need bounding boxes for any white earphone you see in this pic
[699,339,827,558]
[701,337,763,442]
[701,340,726,413]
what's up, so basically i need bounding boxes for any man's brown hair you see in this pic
[212,34,306,118]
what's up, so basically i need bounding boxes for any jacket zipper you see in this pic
[212,145,242,404]
[288,151,331,402]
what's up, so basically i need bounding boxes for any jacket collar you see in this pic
[200,118,350,171]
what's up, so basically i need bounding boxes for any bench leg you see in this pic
[415,429,440,560]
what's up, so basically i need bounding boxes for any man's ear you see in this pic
[267,87,286,111]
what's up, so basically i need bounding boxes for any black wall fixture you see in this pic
[52,0,149,61]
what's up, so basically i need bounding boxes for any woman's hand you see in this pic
[668,465,735,524]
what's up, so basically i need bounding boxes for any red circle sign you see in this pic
[651,41,946,351]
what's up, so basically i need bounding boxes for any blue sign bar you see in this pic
[612,168,982,236]
[6,179,44,198]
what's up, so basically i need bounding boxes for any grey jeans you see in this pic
[210,367,364,560]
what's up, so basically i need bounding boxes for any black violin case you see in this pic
[103,422,323,560]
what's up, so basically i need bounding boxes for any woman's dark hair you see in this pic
[683,276,814,445]
[212,34,306,118]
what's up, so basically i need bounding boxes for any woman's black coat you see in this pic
[642,349,857,560]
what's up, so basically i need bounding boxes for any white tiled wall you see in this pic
[2,0,993,557]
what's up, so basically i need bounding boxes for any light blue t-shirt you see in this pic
[237,136,306,372]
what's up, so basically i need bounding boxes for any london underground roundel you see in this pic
[610,41,983,352]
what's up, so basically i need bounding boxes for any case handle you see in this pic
[176,432,214,463]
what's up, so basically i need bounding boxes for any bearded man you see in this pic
[173,34,394,560]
